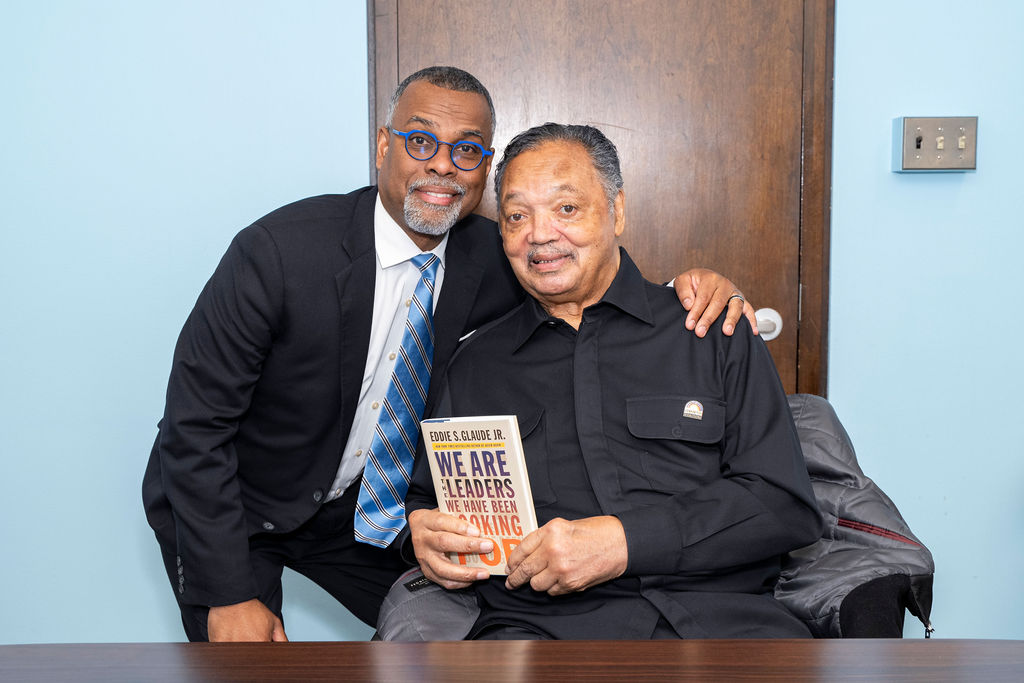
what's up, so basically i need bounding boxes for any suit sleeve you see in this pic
[615,321,823,576]
[156,223,283,606]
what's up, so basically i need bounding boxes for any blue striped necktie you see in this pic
[354,253,439,547]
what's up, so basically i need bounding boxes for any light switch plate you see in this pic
[893,116,978,172]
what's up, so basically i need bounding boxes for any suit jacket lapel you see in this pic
[336,189,377,439]
[428,227,485,411]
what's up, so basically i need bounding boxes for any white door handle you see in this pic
[755,307,783,341]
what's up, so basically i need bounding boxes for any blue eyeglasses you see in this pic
[391,128,493,171]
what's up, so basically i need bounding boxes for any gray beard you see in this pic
[403,181,465,236]
[403,196,462,236]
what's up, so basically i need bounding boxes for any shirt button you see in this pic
[388,352,397,361]
[262,521,275,531]
[372,401,380,410]
[334,489,342,497]
[355,449,363,457]
[313,489,323,503]
[405,298,412,307]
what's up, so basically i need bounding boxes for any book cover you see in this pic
[419,415,538,574]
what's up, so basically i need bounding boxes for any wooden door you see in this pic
[369,0,833,395]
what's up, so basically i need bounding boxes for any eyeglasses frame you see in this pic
[390,128,494,171]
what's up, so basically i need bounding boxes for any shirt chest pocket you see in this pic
[623,396,726,492]
[517,409,557,507]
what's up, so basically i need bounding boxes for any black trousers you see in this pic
[156,482,407,642]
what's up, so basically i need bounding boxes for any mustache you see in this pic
[407,177,466,197]
[527,246,575,262]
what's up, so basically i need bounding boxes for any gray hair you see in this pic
[494,123,623,209]
[384,66,496,136]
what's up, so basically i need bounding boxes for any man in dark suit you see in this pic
[143,67,752,642]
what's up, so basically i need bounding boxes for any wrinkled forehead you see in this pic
[501,141,601,202]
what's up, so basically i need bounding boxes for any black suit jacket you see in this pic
[142,187,522,607]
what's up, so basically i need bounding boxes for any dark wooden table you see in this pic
[2,639,1022,682]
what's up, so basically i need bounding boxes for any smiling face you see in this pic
[498,140,624,324]
[375,80,494,250]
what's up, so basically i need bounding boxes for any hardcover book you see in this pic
[419,415,538,574]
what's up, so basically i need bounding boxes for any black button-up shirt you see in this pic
[407,249,822,638]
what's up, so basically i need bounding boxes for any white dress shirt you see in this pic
[324,194,449,501]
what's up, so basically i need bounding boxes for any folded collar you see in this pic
[508,247,655,352]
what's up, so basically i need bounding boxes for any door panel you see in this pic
[370,0,833,395]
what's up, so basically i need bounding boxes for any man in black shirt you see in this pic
[405,123,823,639]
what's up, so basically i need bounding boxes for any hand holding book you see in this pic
[413,415,629,595]
[417,416,539,576]
[407,508,494,589]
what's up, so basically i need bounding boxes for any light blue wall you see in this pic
[829,0,1024,638]
[2,0,1021,645]
[0,1,372,643]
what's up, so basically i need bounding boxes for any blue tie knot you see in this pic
[412,253,439,279]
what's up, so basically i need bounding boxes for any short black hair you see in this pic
[385,66,496,136]
[494,123,623,208]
